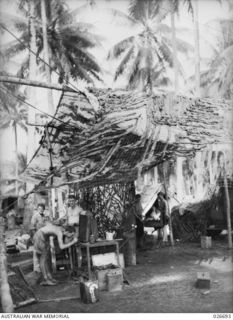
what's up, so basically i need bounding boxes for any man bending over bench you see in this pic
[33,222,78,286]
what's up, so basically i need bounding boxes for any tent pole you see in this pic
[163,164,175,247]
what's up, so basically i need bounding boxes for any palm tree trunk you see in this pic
[171,11,179,92]
[27,0,37,164]
[41,0,56,218]
[24,0,37,230]
[162,164,174,247]
[41,0,54,115]
[176,157,183,202]
[13,121,18,198]
[194,0,200,97]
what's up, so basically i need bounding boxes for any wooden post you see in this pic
[163,163,175,247]
[0,218,14,313]
[0,76,75,92]
[223,170,232,249]
[13,121,19,198]
[124,232,136,266]
[123,205,136,266]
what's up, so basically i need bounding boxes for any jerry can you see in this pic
[80,280,99,304]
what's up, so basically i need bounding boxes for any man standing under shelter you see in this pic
[61,194,85,235]
[30,203,51,274]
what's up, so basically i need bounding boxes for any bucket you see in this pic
[201,236,212,249]
[106,232,114,241]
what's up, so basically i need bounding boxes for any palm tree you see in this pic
[169,0,193,92]
[201,18,233,100]
[0,71,27,198]
[1,0,102,85]
[108,0,191,92]
[168,0,194,200]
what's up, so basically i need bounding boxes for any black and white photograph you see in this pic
[0,0,232,316]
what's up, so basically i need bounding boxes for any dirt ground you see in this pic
[14,237,233,313]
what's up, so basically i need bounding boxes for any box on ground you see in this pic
[95,267,123,291]
[92,252,125,269]
[107,268,123,292]
[196,272,211,289]
[95,269,109,291]
[201,236,212,249]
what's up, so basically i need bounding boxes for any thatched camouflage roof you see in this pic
[24,88,232,190]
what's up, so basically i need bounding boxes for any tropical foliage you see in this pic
[1,0,102,84]
[201,18,233,99]
[108,0,192,92]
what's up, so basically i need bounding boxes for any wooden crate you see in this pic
[95,269,110,291]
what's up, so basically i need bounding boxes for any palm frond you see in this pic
[58,28,96,49]
[127,49,144,88]
[0,12,27,31]
[3,32,29,57]
[165,36,193,53]
[152,35,172,68]
[183,0,194,17]
[16,56,29,79]
[73,64,94,84]
[73,49,101,74]
[114,46,134,81]
[108,36,135,59]
[108,8,136,26]
[129,0,170,23]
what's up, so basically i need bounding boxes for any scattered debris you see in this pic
[201,290,210,295]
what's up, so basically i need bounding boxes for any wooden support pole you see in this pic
[0,218,14,313]
[223,171,232,249]
[163,164,175,247]
[0,76,76,92]
[123,204,137,266]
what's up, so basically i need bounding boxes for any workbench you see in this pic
[79,240,121,279]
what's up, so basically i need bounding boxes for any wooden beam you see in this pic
[0,218,14,313]
[0,75,76,93]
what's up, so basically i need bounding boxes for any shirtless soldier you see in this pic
[33,222,78,286]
